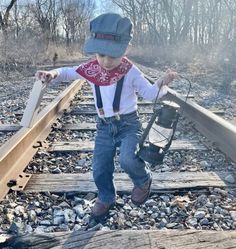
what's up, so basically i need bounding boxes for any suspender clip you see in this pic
[114,113,120,121]
[98,108,105,116]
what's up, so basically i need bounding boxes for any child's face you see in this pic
[96,54,122,70]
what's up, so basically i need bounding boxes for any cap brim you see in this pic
[84,38,128,58]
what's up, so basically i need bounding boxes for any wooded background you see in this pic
[0,0,236,71]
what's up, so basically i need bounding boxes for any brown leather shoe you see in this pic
[131,178,152,205]
[91,199,114,218]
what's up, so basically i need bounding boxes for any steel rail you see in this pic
[144,74,236,162]
[0,80,85,200]
[166,88,236,162]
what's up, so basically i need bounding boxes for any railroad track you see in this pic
[0,77,236,249]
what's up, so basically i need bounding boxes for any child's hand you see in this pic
[158,69,177,87]
[35,70,57,83]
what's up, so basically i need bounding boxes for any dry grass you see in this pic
[130,42,236,76]
[0,34,84,69]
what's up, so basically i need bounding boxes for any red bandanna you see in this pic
[76,57,133,86]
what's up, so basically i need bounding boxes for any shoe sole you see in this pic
[131,179,152,206]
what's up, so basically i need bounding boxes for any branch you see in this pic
[3,0,17,25]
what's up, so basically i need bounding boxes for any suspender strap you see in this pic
[95,84,104,116]
[113,76,124,113]
[94,76,125,116]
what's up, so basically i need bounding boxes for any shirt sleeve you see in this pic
[131,66,168,101]
[51,66,83,83]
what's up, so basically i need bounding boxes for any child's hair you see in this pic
[84,13,133,58]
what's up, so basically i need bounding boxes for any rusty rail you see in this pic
[144,74,236,162]
[166,89,236,162]
[0,80,85,200]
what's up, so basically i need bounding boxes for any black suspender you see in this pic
[95,84,104,116]
[95,76,125,118]
[113,77,124,113]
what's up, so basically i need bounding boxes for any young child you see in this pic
[36,13,177,218]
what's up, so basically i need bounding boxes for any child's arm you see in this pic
[132,67,177,101]
[156,69,177,88]
[35,70,58,83]
[35,66,81,83]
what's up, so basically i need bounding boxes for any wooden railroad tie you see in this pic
[1,229,236,249]
[23,171,232,193]
[47,140,207,152]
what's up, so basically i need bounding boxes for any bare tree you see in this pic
[0,0,17,37]
[60,0,95,48]
[29,0,61,45]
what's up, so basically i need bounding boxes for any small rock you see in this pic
[24,225,33,233]
[53,209,64,217]
[200,218,209,226]
[160,195,170,202]
[14,206,25,216]
[200,160,210,168]
[59,224,69,231]
[194,211,206,220]
[188,218,198,227]
[51,168,61,174]
[64,209,76,224]
[101,226,111,231]
[145,199,157,207]
[225,174,235,184]
[73,224,82,231]
[159,218,168,228]
[53,216,64,225]
[34,226,45,233]
[74,166,83,172]
[161,166,171,172]
[73,205,85,218]
[78,159,86,166]
[39,220,51,226]
[230,211,236,221]
[116,198,125,206]
[34,201,41,207]
[129,210,139,217]
[123,203,132,211]
[6,213,14,222]
[9,222,25,234]
[84,193,96,201]
[82,214,90,225]
[166,223,178,228]
[59,201,70,208]
[125,221,132,227]
[213,188,228,196]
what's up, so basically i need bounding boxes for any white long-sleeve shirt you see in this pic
[54,64,167,117]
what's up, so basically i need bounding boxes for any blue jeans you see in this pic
[92,111,151,203]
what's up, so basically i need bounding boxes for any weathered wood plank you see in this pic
[61,122,148,131]
[0,123,98,132]
[14,109,152,116]
[14,106,223,117]
[42,95,55,100]
[79,92,195,98]
[2,229,236,249]
[61,123,97,131]
[48,140,207,152]
[71,108,224,116]
[77,101,154,106]
[70,109,154,115]
[0,124,21,132]
[209,109,225,116]
[24,171,227,193]
[76,96,195,105]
